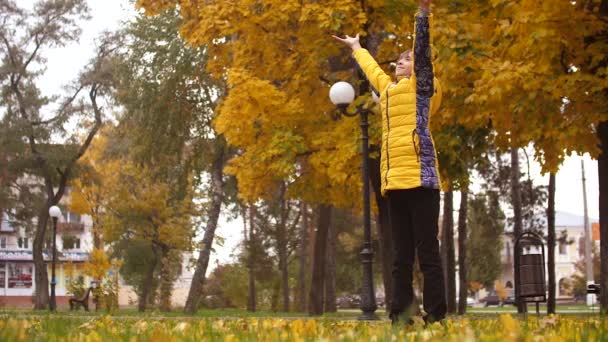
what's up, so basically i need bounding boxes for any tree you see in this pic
[547,172,556,314]
[69,130,111,249]
[108,9,231,314]
[457,187,468,315]
[203,263,249,309]
[0,0,116,309]
[249,184,302,312]
[441,188,456,313]
[296,201,310,312]
[136,0,608,312]
[434,0,607,312]
[467,192,505,288]
[309,205,331,316]
[100,150,194,311]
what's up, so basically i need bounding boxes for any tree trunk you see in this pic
[296,201,308,312]
[442,188,457,314]
[33,208,50,310]
[33,180,69,310]
[92,208,103,250]
[159,246,174,312]
[324,219,337,312]
[183,141,225,314]
[309,204,331,315]
[277,220,289,312]
[547,173,556,314]
[457,188,469,315]
[369,155,392,312]
[247,204,257,312]
[271,279,280,312]
[510,146,526,313]
[139,247,159,312]
[598,120,608,313]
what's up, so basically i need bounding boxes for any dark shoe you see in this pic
[390,312,415,327]
[422,314,445,326]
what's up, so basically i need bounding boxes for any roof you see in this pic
[555,211,599,228]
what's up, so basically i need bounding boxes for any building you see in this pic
[0,207,92,308]
[498,211,600,299]
[455,211,600,300]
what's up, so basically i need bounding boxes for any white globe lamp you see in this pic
[49,206,62,218]
[329,81,355,106]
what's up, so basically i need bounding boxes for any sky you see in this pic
[20,0,601,269]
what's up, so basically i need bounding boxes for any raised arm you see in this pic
[414,0,434,98]
[332,34,391,95]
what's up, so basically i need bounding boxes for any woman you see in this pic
[333,0,446,325]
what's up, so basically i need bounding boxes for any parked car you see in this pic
[480,293,502,307]
[502,295,516,306]
[336,294,360,309]
[467,297,477,307]
[480,291,516,307]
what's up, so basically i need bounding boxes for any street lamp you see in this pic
[48,205,62,312]
[329,81,378,320]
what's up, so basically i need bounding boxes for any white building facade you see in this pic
[0,205,93,307]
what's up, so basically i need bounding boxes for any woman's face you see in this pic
[395,51,413,78]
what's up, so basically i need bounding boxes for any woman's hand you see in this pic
[332,34,362,52]
[418,0,431,12]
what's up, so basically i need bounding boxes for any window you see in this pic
[8,262,33,288]
[62,235,81,250]
[0,236,6,249]
[559,241,567,255]
[67,212,81,223]
[17,237,29,249]
[1,211,12,231]
[0,262,5,289]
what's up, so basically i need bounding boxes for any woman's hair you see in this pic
[399,49,413,60]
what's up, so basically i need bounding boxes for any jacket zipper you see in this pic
[384,87,391,188]
[412,129,420,163]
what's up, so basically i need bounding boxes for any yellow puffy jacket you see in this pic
[352,14,442,196]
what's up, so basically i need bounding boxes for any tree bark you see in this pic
[308,204,331,315]
[547,173,556,314]
[159,245,174,312]
[598,120,608,313]
[457,188,469,315]
[183,141,225,314]
[33,208,50,309]
[442,188,457,313]
[139,246,159,312]
[296,201,309,312]
[324,218,337,312]
[247,204,257,312]
[510,146,526,313]
[369,155,392,312]
[277,198,290,312]
[587,0,608,314]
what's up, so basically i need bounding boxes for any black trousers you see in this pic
[387,187,446,321]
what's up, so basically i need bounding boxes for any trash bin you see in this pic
[514,231,546,314]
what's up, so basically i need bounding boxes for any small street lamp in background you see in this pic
[329,81,378,320]
[48,205,62,312]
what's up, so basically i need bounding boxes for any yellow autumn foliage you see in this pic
[137,0,608,201]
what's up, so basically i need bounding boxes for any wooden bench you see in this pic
[69,287,93,311]
[587,284,601,299]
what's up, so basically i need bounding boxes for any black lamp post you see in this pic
[48,205,62,312]
[329,81,378,320]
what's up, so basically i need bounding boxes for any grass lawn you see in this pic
[0,308,606,341]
